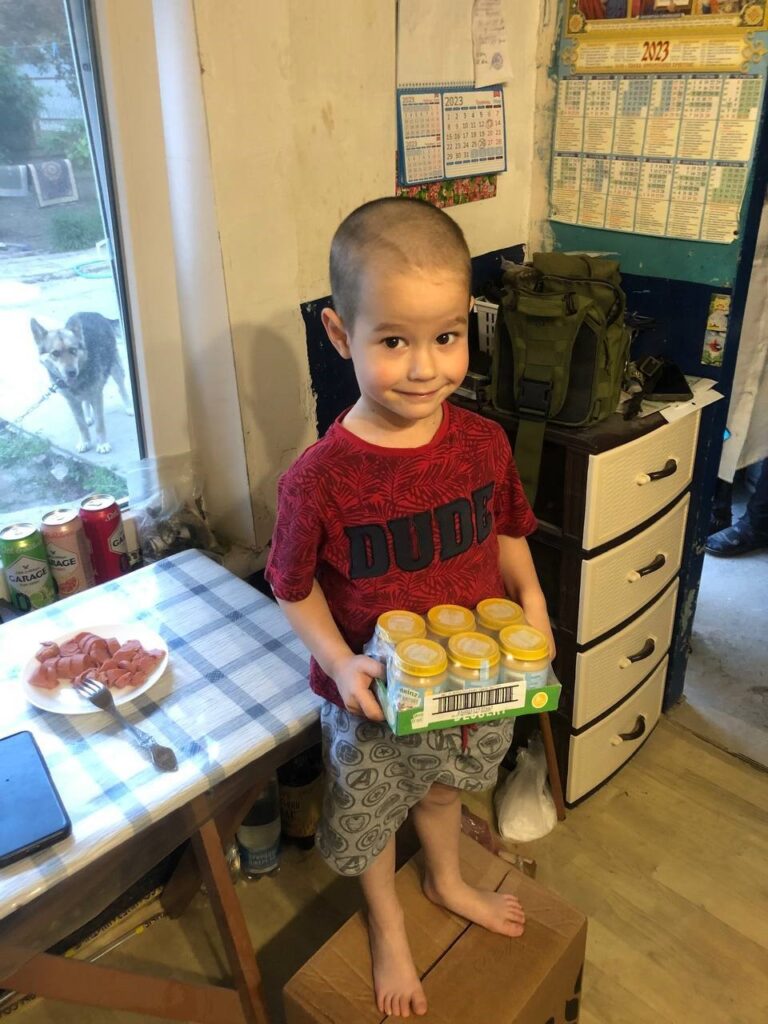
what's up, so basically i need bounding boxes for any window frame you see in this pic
[67,0,147,459]
[81,0,255,547]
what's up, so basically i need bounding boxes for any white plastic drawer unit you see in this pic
[572,579,678,728]
[583,411,699,550]
[566,657,667,804]
[577,493,689,645]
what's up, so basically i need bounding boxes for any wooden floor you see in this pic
[508,719,768,1024]
[14,716,768,1024]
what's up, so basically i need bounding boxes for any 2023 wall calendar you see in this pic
[397,87,507,186]
[550,71,763,242]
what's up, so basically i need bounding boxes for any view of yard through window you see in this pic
[0,0,141,532]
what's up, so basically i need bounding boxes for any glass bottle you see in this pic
[498,624,551,689]
[277,746,324,850]
[237,777,281,878]
[447,631,501,690]
[364,609,427,662]
[474,597,525,638]
[425,604,476,646]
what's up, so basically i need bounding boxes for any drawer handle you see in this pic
[619,637,656,669]
[627,553,666,583]
[610,715,647,746]
[636,458,678,486]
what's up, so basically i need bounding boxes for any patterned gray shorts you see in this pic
[315,702,514,876]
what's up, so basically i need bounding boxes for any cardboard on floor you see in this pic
[283,833,586,1023]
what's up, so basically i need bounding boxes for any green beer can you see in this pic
[0,523,57,612]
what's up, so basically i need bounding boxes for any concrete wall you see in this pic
[192,0,542,557]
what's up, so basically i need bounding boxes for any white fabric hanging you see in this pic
[718,192,768,483]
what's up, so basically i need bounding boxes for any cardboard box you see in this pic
[375,671,562,736]
[284,833,586,1024]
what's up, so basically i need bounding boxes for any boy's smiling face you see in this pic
[323,266,471,439]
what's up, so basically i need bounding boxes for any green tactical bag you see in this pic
[491,252,631,504]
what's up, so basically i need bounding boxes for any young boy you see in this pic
[266,197,554,1019]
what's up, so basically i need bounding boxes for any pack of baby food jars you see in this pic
[370,602,561,735]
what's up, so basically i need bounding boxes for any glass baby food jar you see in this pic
[365,609,427,661]
[426,604,476,646]
[446,631,501,690]
[474,598,525,639]
[498,624,550,689]
[389,639,449,708]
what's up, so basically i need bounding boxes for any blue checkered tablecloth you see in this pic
[0,549,319,923]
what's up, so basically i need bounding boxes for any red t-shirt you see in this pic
[265,402,537,707]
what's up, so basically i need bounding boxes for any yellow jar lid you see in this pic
[447,631,500,669]
[499,624,549,662]
[394,639,448,677]
[426,604,476,637]
[475,598,525,632]
[377,610,426,645]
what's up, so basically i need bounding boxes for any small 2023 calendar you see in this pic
[397,87,506,186]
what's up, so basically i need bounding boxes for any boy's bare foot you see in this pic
[423,875,526,937]
[368,909,428,1018]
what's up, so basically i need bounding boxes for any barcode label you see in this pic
[430,685,521,716]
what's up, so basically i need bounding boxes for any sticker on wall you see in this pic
[702,292,731,365]
[396,162,498,207]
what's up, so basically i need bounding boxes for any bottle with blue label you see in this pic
[237,777,281,878]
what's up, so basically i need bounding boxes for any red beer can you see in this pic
[78,494,129,583]
[41,508,94,596]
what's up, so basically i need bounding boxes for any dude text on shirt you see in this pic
[345,482,494,578]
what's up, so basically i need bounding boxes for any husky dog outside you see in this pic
[29,312,133,454]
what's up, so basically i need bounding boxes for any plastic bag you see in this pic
[494,733,557,842]
[125,452,225,564]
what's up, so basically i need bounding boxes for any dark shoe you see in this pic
[705,518,768,557]
[707,512,731,536]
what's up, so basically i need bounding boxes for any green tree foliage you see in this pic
[0,50,41,162]
[0,0,77,99]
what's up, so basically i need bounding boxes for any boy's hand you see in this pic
[332,654,386,721]
[522,605,557,661]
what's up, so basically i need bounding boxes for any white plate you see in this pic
[21,623,169,715]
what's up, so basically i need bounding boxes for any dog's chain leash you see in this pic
[1,382,61,431]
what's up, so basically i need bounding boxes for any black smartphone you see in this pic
[0,730,72,868]
[648,361,693,403]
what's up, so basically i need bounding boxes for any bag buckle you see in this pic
[518,378,552,416]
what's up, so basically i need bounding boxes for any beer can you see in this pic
[79,494,129,583]
[0,523,57,612]
[42,508,94,596]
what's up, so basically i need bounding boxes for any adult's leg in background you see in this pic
[706,457,768,556]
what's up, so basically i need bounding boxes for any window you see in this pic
[0,0,143,532]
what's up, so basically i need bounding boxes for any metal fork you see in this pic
[73,678,178,773]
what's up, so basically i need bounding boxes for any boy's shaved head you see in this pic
[329,197,471,327]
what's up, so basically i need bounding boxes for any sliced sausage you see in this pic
[30,662,58,689]
[35,641,60,663]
